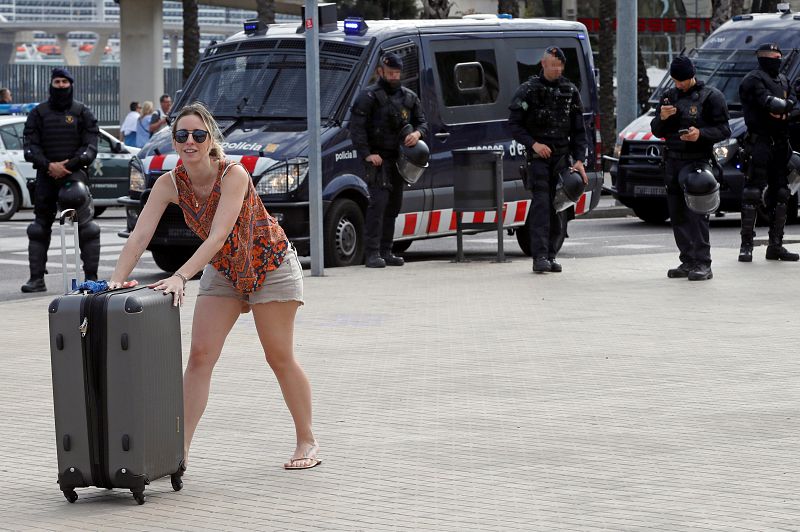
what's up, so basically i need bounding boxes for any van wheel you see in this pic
[392,241,412,254]
[0,176,21,221]
[632,200,669,224]
[324,199,364,267]
[515,224,531,256]
[151,246,196,273]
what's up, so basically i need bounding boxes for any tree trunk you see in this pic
[182,0,199,83]
[498,0,520,17]
[637,45,650,115]
[675,0,687,51]
[422,0,451,18]
[598,0,616,150]
[256,0,275,24]
[710,0,731,32]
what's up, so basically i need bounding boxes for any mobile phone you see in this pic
[679,128,690,135]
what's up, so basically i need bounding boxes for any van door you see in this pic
[420,33,523,235]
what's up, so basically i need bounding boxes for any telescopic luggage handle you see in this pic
[59,209,81,294]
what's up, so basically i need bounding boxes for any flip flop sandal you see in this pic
[284,457,322,470]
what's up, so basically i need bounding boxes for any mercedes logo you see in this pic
[646,144,661,158]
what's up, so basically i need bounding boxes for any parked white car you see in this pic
[0,115,139,221]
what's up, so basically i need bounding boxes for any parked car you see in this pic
[0,115,139,221]
[607,9,800,224]
[120,12,604,270]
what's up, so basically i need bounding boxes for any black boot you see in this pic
[380,251,405,266]
[765,243,799,261]
[766,199,799,261]
[688,264,713,281]
[667,263,692,278]
[21,277,47,293]
[548,257,562,273]
[364,252,386,268]
[738,242,753,262]
[532,256,551,273]
[739,202,757,263]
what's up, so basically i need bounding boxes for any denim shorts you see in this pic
[197,245,304,309]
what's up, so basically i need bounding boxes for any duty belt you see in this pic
[747,133,788,147]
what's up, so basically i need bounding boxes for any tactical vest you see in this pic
[516,76,579,149]
[34,101,86,162]
[741,69,791,137]
[662,85,714,155]
[366,85,416,155]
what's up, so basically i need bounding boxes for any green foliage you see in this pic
[335,0,419,20]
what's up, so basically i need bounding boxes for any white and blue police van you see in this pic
[119,11,603,270]
[608,7,800,224]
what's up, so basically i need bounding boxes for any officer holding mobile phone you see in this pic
[651,55,730,281]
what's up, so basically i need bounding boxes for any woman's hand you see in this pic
[147,275,185,307]
[108,280,139,290]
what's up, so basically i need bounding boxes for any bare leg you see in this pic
[183,295,242,465]
[251,300,318,468]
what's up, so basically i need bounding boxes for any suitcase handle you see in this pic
[59,209,81,294]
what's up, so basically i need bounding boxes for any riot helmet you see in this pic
[553,166,586,212]
[679,162,720,214]
[787,152,800,195]
[57,178,91,210]
[396,130,430,185]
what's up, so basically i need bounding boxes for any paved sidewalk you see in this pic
[2,247,799,531]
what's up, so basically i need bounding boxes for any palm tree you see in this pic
[256,0,275,24]
[598,0,615,150]
[182,0,199,83]
[498,0,519,17]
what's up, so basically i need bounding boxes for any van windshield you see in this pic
[182,53,358,119]
[650,49,771,108]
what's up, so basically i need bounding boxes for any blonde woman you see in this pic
[135,100,154,148]
[109,102,320,470]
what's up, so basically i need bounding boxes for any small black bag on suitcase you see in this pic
[49,209,185,505]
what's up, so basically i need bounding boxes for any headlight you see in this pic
[713,138,738,165]
[129,161,145,193]
[254,158,309,195]
[613,135,623,158]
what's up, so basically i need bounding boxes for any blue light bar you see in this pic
[243,18,267,35]
[497,13,512,19]
[343,17,368,36]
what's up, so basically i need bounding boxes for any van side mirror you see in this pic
[454,62,485,93]
[111,141,124,154]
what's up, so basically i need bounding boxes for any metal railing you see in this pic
[0,64,183,124]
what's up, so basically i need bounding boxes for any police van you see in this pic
[608,7,800,224]
[119,12,603,270]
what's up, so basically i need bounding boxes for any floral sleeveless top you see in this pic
[174,159,288,293]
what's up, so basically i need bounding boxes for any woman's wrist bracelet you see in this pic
[174,272,188,286]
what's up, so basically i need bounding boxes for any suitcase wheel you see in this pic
[132,491,146,505]
[170,461,186,492]
[64,490,78,503]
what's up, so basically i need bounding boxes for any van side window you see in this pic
[435,49,499,106]
[516,48,582,91]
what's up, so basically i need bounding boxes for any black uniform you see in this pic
[350,81,428,259]
[508,74,587,263]
[651,81,730,272]
[738,62,799,260]
[22,86,100,289]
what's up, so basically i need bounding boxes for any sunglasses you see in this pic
[173,129,209,144]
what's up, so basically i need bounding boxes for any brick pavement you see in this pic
[1,248,799,531]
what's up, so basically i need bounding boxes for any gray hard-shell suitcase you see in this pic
[48,209,185,505]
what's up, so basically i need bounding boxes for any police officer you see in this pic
[350,52,428,268]
[651,56,730,281]
[21,67,100,293]
[508,46,588,273]
[738,43,800,263]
